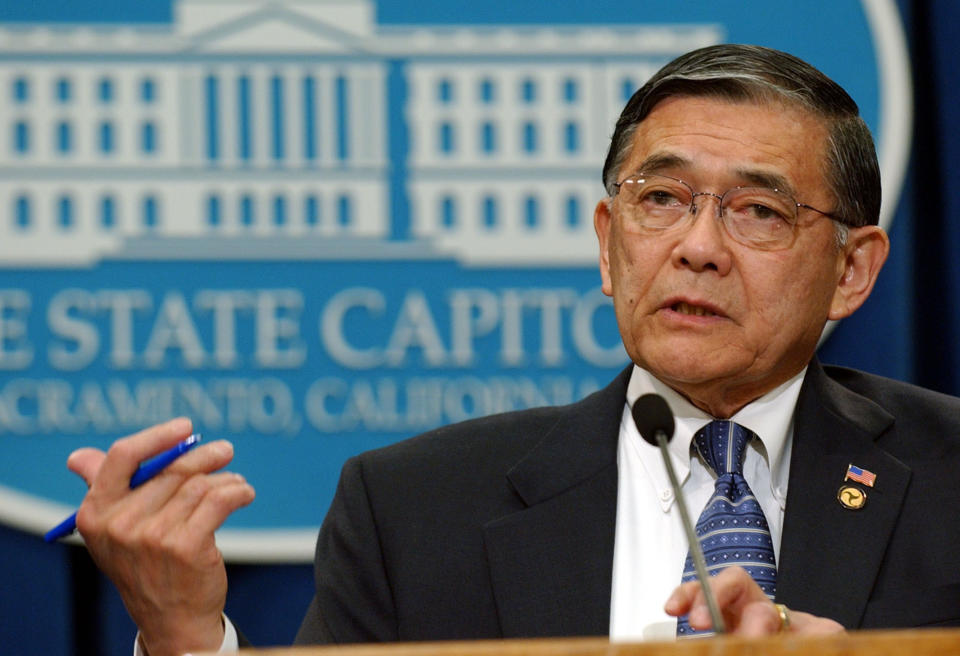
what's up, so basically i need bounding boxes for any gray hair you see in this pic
[602,44,881,235]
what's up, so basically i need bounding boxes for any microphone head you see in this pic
[632,393,675,446]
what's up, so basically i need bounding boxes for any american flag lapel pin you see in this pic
[845,464,877,487]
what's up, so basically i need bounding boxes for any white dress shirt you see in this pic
[609,365,803,641]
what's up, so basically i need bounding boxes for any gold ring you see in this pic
[774,603,791,633]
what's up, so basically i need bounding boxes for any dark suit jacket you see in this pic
[293,359,960,643]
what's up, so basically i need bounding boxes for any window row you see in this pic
[11,194,160,231]
[435,194,584,231]
[10,75,158,105]
[435,76,580,106]
[433,76,640,106]
[10,120,158,155]
[203,192,354,229]
[9,192,355,232]
[435,121,581,156]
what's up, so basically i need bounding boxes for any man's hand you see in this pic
[68,417,256,656]
[664,567,845,637]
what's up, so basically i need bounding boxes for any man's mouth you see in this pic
[671,301,718,318]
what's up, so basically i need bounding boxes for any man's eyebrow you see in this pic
[628,155,800,197]
[631,153,690,175]
[734,168,797,197]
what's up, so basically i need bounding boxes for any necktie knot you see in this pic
[693,420,753,477]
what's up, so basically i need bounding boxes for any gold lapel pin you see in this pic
[838,484,867,510]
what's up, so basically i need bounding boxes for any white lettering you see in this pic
[304,377,349,431]
[47,289,100,371]
[526,289,577,366]
[195,290,255,368]
[303,375,589,433]
[143,292,208,368]
[0,289,33,370]
[320,288,385,369]
[98,289,152,369]
[0,376,298,434]
[572,288,628,367]
[449,289,499,366]
[499,289,525,366]
[0,378,37,432]
[246,377,297,433]
[255,290,306,368]
[384,290,447,367]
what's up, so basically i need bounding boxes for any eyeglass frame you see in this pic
[610,171,847,249]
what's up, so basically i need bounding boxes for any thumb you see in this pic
[67,448,107,487]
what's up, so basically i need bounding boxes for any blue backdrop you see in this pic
[0,1,957,654]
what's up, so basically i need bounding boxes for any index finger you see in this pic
[706,566,769,610]
[684,568,776,634]
[664,579,703,616]
[92,417,194,497]
[664,568,763,620]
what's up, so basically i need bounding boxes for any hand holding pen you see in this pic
[63,418,255,656]
[46,433,202,541]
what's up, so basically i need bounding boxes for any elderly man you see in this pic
[69,44,960,656]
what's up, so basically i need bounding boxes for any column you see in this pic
[283,66,304,169]
[253,66,272,169]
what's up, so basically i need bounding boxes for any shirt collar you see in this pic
[728,370,804,506]
[624,364,805,511]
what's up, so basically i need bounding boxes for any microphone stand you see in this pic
[654,428,726,634]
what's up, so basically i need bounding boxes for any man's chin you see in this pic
[648,368,736,392]
[636,353,756,403]
[635,344,748,386]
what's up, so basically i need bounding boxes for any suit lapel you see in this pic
[482,367,630,638]
[481,360,911,635]
[777,360,911,628]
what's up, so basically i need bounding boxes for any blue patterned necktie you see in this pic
[676,420,777,636]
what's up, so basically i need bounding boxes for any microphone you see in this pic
[631,393,726,634]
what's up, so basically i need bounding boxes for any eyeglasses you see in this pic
[611,172,843,250]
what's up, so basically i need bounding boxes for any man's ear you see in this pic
[594,198,614,297]
[829,225,890,320]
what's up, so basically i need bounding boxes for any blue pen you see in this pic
[44,434,202,543]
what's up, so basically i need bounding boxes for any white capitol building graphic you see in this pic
[0,0,722,267]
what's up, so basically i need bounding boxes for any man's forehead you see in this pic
[619,96,829,191]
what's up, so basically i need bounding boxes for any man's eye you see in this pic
[643,189,683,206]
[749,204,782,220]
[728,197,790,221]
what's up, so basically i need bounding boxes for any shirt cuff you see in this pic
[132,614,239,655]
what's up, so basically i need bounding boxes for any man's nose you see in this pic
[671,193,732,275]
